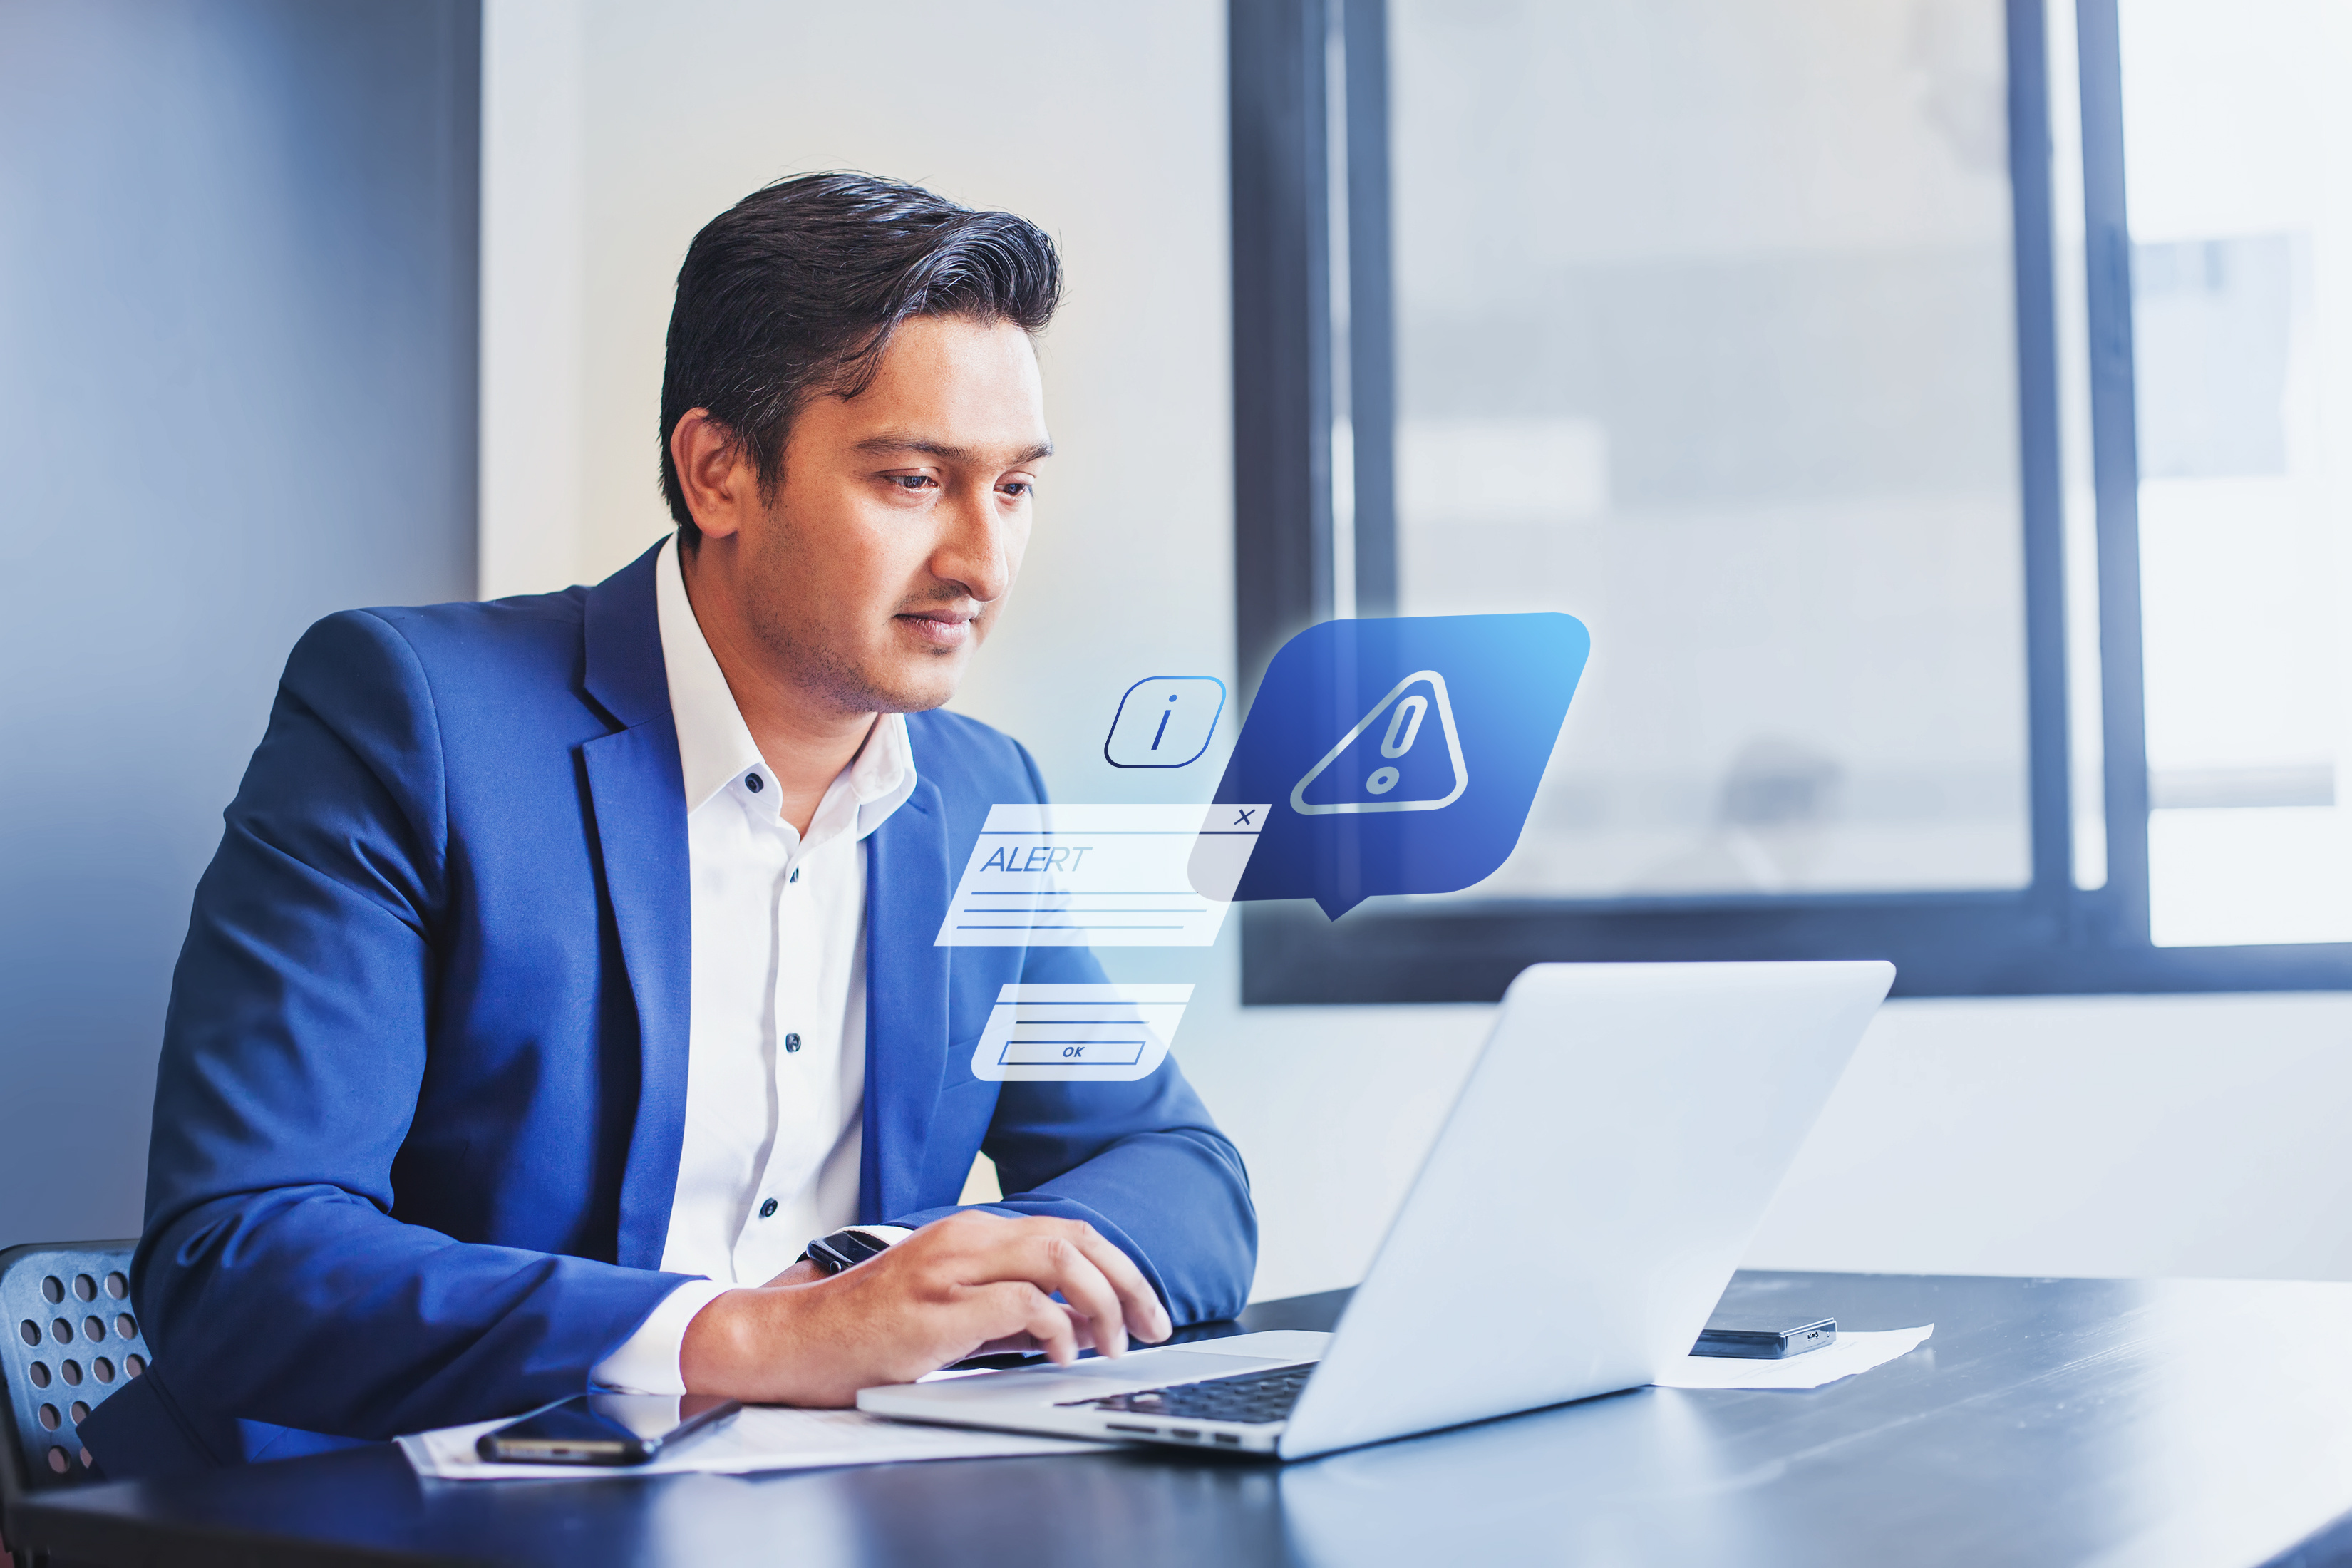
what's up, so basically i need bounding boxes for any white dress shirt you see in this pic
[592,533,917,1394]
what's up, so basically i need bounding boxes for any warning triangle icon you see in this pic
[1289,669,1468,816]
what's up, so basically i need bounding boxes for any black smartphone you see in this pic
[476,1393,743,1465]
[1691,1317,1837,1359]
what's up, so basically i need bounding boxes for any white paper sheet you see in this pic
[1651,1324,1934,1390]
[398,1404,1105,1481]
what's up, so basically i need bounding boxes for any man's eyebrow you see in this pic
[852,435,1053,465]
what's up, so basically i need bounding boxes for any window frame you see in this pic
[1227,0,2352,1002]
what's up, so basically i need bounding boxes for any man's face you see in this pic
[726,313,1048,716]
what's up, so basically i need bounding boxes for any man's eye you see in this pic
[999,481,1031,498]
[891,474,937,491]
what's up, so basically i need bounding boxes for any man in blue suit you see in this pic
[96,172,1255,1468]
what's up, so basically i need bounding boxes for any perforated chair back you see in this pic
[0,1242,150,1505]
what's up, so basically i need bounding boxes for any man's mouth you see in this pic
[898,609,976,649]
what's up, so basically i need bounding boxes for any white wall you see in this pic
[480,0,587,598]
[0,0,478,1248]
[482,0,2352,1303]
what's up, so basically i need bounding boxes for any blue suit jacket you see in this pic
[110,544,1254,1463]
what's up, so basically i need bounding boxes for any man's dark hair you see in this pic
[659,172,1063,538]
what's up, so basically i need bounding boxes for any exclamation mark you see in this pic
[1150,692,1178,751]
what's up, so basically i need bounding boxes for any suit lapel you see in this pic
[580,544,693,1271]
[860,776,953,1222]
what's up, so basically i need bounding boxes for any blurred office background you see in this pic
[0,0,479,1247]
[4,0,2351,1300]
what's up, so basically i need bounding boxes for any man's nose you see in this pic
[931,486,1011,604]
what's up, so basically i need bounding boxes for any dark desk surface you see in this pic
[21,1271,2352,1568]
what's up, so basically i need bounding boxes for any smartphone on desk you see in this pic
[1691,1316,1836,1359]
[477,1393,743,1465]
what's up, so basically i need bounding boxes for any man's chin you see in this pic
[857,659,965,716]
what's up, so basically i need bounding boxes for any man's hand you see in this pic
[678,1211,1173,1406]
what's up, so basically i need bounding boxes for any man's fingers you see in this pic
[1049,1223,1172,1344]
[1026,1234,1129,1359]
[974,1304,1093,1361]
[986,1281,1078,1365]
[920,1214,1175,1356]
[964,1223,1149,1358]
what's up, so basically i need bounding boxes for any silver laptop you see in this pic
[859,959,1894,1461]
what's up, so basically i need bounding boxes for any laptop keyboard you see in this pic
[1058,1363,1315,1426]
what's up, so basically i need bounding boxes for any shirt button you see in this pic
[784,1033,802,1054]
[759,1198,778,1219]
[745,773,764,793]
[789,866,800,884]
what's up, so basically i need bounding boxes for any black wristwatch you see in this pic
[799,1224,912,1276]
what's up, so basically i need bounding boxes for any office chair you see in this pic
[0,1242,151,1566]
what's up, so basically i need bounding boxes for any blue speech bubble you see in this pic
[1209,614,1589,918]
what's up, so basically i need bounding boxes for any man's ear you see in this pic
[669,408,758,542]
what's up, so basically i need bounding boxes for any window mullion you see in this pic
[2006,0,2080,917]
[2073,0,2155,945]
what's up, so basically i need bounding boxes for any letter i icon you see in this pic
[1105,677,1227,768]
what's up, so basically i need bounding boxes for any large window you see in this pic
[2119,0,2352,947]
[1229,0,2352,1000]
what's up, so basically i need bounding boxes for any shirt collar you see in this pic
[654,532,917,838]
[841,704,917,842]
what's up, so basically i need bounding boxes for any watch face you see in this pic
[830,1232,885,1264]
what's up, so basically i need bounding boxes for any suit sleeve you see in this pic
[134,611,691,1440]
[879,746,1258,1326]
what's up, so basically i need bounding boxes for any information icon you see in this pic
[1104,676,1226,768]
